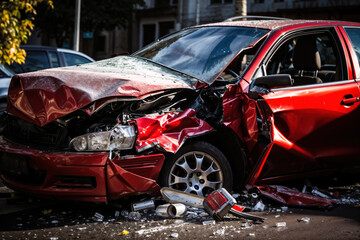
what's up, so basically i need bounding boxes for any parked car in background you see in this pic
[7,45,94,74]
[0,64,14,112]
[0,19,360,202]
[0,46,94,112]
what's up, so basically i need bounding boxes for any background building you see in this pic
[28,0,360,60]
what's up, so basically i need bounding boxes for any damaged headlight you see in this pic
[70,125,136,151]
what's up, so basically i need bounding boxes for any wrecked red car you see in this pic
[1,20,360,202]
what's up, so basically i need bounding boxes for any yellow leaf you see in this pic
[117,230,129,236]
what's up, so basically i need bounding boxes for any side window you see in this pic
[266,32,343,86]
[49,51,60,68]
[344,28,360,69]
[0,69,7,78]
[63,53,91,66]
[9,51,50,73]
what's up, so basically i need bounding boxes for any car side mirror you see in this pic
[252,74,294,89]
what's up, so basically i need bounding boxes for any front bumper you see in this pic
[0,137,164,202]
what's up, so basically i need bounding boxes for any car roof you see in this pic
[20,45,58,51]
[195,19,360,31]
[57,48,95,61]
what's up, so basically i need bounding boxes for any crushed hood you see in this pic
[7,56,198,126]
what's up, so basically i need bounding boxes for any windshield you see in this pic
[134,27,269,84]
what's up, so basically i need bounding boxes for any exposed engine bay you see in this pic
[2,79,232,154]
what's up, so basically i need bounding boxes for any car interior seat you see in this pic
[292,35,323,86]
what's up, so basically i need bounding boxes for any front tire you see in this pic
[160,141,233,197]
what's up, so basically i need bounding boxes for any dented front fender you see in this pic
[135,108,214,153]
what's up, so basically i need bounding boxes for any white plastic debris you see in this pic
[93,212,104,222]
[281,206,288,212]
[311,189,331,199]
[50,238,58,240]
[121,210,129,217]
[202,220,216,225]
[51,220,58,224]
[276,222,287,227]
[249,233,255,237]
[241,222,252,229]
[232,193,240,198]
[170,233,179,238]
[253,201,265,211]
[298,217,310,223]
[213,228,225,236]
[77,227,87,231]
[128,211,141,221]
[275,215,281,218]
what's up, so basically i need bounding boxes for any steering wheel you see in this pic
[224,68,239,78]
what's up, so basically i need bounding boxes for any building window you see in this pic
[140,21,175,48]
[210,0,233,4]
[155,0,177,7]
[95,35,106,52]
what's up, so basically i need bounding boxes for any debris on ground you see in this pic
[131,199,155,212]
[161,187,264,222]
[156,203,187,218]
[170,232,179,238]
[297,217,310,223]
[276,222,287,227]
[1,179,359,239]
[202,220,216,225]
[93,212,104,222]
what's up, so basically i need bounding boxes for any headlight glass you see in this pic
[70,125,136,151]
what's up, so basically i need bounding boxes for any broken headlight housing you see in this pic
[70,125,136,151]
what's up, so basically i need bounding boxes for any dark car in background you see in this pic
[0,64,14,111]
[8,45,94,74]
[0,46,94,112]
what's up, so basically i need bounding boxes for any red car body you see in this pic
[1,20,360,202]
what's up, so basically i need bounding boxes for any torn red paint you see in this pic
[135,108,213,153]
[222,85,258,152]
[255,185,337,207]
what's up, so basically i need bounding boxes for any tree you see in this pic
[0,0,53,64]
[35,0,145,48]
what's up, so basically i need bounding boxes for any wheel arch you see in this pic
[184,126,248,191]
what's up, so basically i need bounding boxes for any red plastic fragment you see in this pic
[231,204,245,212]
[255,185,337,207]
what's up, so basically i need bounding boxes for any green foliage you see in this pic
[36,0,145,47]
[0,0,53,64]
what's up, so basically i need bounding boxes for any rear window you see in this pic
[63,53,92,66]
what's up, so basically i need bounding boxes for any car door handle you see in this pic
[341,96,360,106]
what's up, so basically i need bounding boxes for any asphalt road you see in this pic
[0,179,359,240]
[0,200,359,240]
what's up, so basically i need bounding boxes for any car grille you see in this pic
[3,115,68,150]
